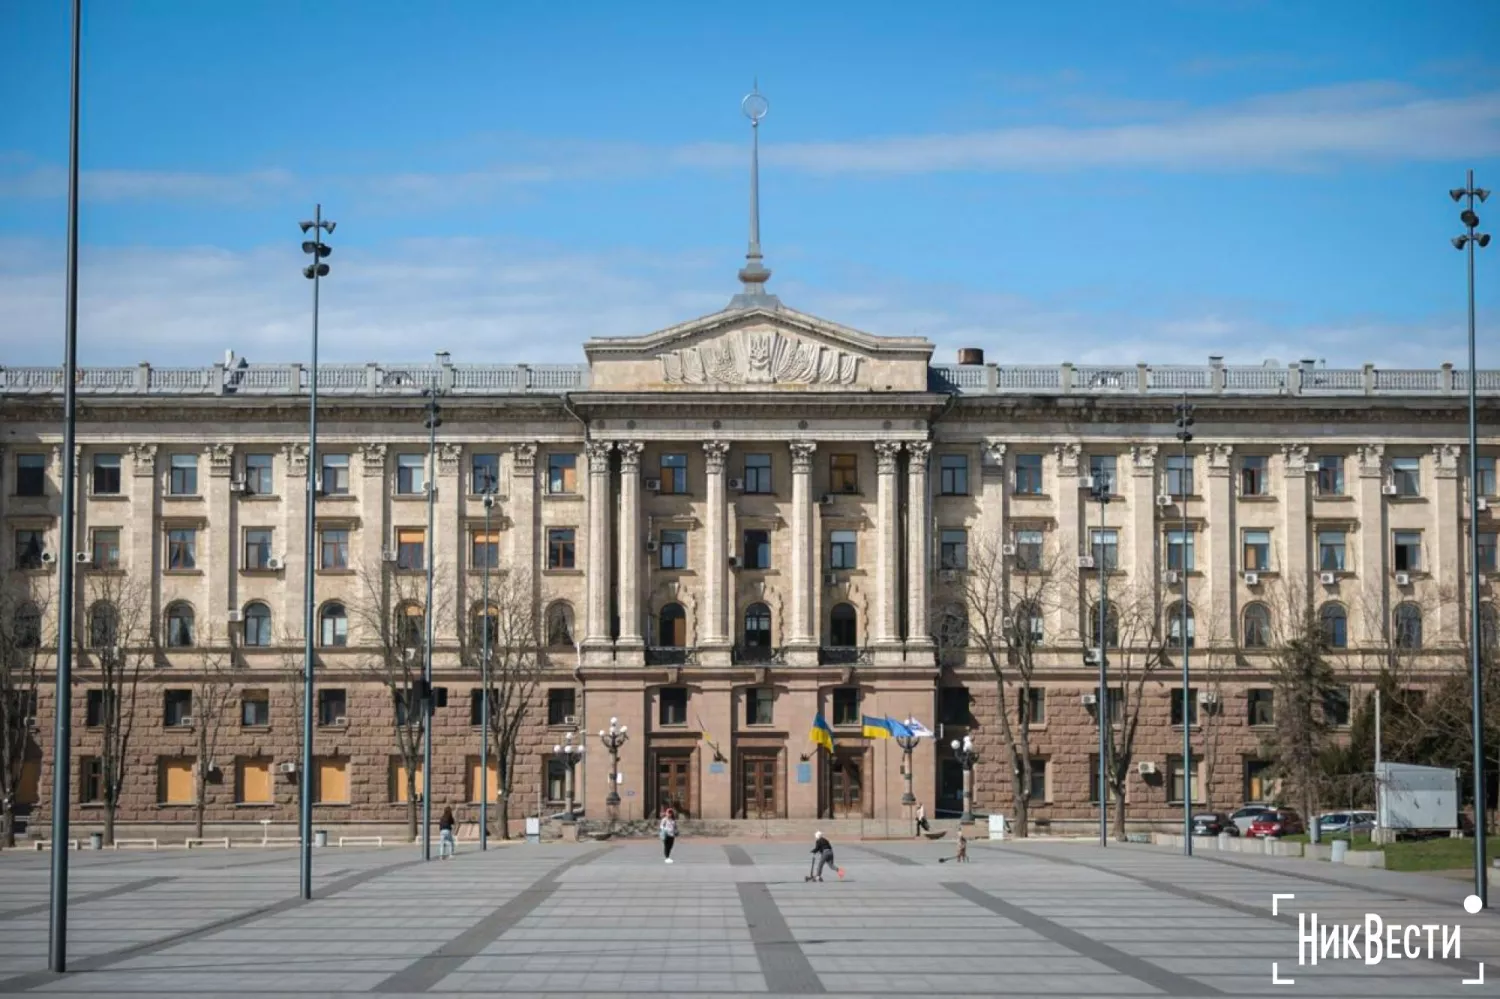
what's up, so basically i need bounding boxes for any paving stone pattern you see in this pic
[0,839,1496,997]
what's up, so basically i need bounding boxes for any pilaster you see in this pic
[1206,443,1234,641]
[437,441,463,642]
[874,440,903,658]
[583,440,614,654]
[1129,444,1158,590]
[616,441,644,648]
[1433,443,1462,641]
[207,443,234,629]
[905,441,933,650]
[508,444,537,579]
[1356,443,1386,645]
[788,441,818,663]
[129,443,160,627]
[1281,444,1311,587]
[700,440,731,664]
[283,442,310,643]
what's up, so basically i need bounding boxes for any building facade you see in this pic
[2,297,1498,836]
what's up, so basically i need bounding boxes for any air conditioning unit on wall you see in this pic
[727,477,745,491]
[1243,572,1260,586]
[1320,571,1337,585]
[644,478,662,492]
[1395,571,1412,586]
[226,609,243,623]
[1137,761,1158,776]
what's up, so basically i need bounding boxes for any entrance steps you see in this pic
[579,816,960,840]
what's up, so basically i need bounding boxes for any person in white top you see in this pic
[915,802,930,835]
[659,808,678,863]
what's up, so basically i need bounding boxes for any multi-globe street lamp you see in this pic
[1175,398,1195,856]
[1088,476,1113,847]
[553,733,585,822]
[599,717,629,809]
[479,490,496,851]
[420,388,441,860]
[949,733,979,824]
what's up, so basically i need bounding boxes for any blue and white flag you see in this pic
[904,718,935,739]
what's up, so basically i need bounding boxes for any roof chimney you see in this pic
[957,347,985,366]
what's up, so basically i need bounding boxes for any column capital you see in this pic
[906,440,932,465]
[129,442,157,477]
[1357,442,1385,478]
[1433,442,1462,479]
[875,440,902,474]
[702,439,730,472]
[359,442,388,476]
[1054,443,1081,476]
[206,442,235,477]
[281,442,310,477]
[585,439,615,466]
[511,442,537,472]
[1281,443,1311,475]
[982,440,1007,470]
[1130,443,1158,474]
[617,440,644,471]
[790,440,817,472]
[438,441,463,475]
[1208,442,1235,470]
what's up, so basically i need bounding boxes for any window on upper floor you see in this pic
[939,529,968,570]
[1391,457,1420,497]
[1013,529,1044,571]
[1393,530,1422,572]
[659,453,687,495]
[830,454,858,494]
[1170,687,1199,727]
[396,528,425,571]
[1317,529,1347,572]
[1480,533,1498,574]
[91,528,120,569]
[832,687,860,727]
[244,453,274,496]
[1165,454,1193,497]
[1088,454,1117,494]
[164,689,193,726]
[1014,454,1043,495]
[829,530,857,570]
[15,529,46,570]
[1479,456,1498,497]
[659,529,687,570]
[743,453,772,494]
[166,528,197,571]
[470,529,499,570]
[1320,603,1348,649]
[1165,529,1195,572]
[1315,455,1345,496]
[396,454,426,495]
[16,454,46,497]
[471,453,500,495]
[91,453,121,495]
[743,529,771,570]
[1089,529,1118,571]
[168,453,198,496]
[547,528,575,570]
[1243,530,1272,572]
[1240,455,1269,496]
[547,688,577,726]
[547,454,577,494]
[320,453,350,495]
[939,455,969,496]
[320,528,349,570]
[243,528,273,570]
[1248,688,1275,726]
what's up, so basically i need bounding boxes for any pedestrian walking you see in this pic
[955,828,968,864]
[659,808,678,863]
[915,803,930,836]
[438,806,456,860]
[805,831,844,882]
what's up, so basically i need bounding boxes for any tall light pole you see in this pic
[298,207,333,900]
[48,0,83,973]
[896,727,921,832]
[1175,399,1195,856]
[1091,477,1112,847]
[479,490,494,851]
[553,733,584,822]
[949,734,978,824]
[1451,171,1491,905]
[599,717,629,814]
[421,388,442,861]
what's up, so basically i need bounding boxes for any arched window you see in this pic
[1242,603,1271,649]
[829,603,857,647]
[1394,602,1423,649]
[1320,602,1348,649]
[1482,604,1498,652]
[320,602,348,647]
[546,602,575,648]
[397,603,424,650]
[1166,602,1195,649]
[13,602,41,649]
[659,603,687,647]
[471,602,499,648]
[243,602,272,647]
[743,603,771,649]
[1088,601,1119,649]
[89,601,119,648]
[165,602,195,648]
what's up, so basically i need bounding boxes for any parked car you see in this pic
[1318,811,1377,836]
[1230,805,1275,834]
[1191,812,1239,836]
[1247,809,1305,838]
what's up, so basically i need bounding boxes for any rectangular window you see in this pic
[832,687,860,727]
[545,759,567,803]
[1248,689,1275,727]
[469,688,495,727]
[86,689,111,727]
[1240,455,1268,496]
[169,453,198,496]
[1028,760,1048,803]
[660,529,687,569]
[1317,529,1347,572]
[244,528,273,570]
[939,455,969,496]
[1089,529,1118,571]
[1393,530,1422,572]
[159,757,195,804]
[1014,529,1044,571]
[1244,760,1273,803]
[1165,529,1195,572]
[1324,686,1351,728]
[547,454,577,494]
[320,528,349,570]
[1243,530,1271,571]
[547,688,577,726]
[659,686,688,727]
[15,529,46,569]
[244,453,274,496]
[1165,454,1193,497]
[390,759,427,803]
[1088,754,1117,806]
[396,528,425,571]
[743,529,771,570]
[238,758,272,804]
[167,528,197,570]
[471,453,500,495]
[90,528,120,569]
[80,756,103,803]
[745,687,774,726]
[1478,533,1498,573]
[241,691,270,727]
[939,686,971,726]
[829,529,857,569]
[1089,454,1117,494]
[318,689,347,726]
[92,453,121,495]
[470,529,499,570]
[396,454,426,495]
[16,454,46,496]
[1023,687,1046,726]
[320,453,350,495]
[1167,754,1201,805]
[744,453,772,494]
[1316,455,1345,496]
[660,454,687,494]
[940,529,968,570]
[315,757,349,804]
[830,454,858,494]
[1014,454,1043,495]
[164,689,193,727]
[547,528,576,570]
[1170,687,1198,727]
[1479,456,1498,497]
[1391,457,1421,497]
[468,756,499,804]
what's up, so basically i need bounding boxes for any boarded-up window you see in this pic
[19,758,40,805]
[467,756,499,803]
[239,758,272,804]
[159,757,195,804]
[390,758,425,803]
[315,756,349,804]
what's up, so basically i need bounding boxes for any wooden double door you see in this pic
[829,751,864,818]
[739,752,781,819]
[653,752,692,819]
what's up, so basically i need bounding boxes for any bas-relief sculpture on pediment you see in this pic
[657,327,860,387]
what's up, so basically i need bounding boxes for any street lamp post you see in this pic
[479,490,495,851]
[1451,171,1491,906]
[949,734,979,824]
[599,717,629,813]
[1090,477,1112,847]
[896,727,920,831]
[1175,399,1195,856]
[553,733,584,822]
[420,388,442,861]
[298,206,334,898]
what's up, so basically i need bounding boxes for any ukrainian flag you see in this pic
[810,713,835,752]
[861,715,893,739]
[887,717,914,739]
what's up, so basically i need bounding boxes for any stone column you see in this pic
[583,440,614,651]
[1206,444,1234,642]
[616,441,644,649]
[701,440,731,659]
[1129,444,1158,587]
[282,442,310,642]
[508,444,537,573]
[1433,444,1462,641]
[874,440,904,655]
[789,441,818,662]
[1355,444,1386,646]
[905,441,933,650]
[1281,444,1311,587]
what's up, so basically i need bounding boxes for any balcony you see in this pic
[818,646,873,666]
[732,645,786,665]
[645,646,697,666]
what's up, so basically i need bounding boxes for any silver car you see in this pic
[1230,805,1275,834]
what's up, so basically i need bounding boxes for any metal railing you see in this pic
[644,646,697,666]
[817,646,873,666]
[731,645,786,665]
[925,361,1500,397]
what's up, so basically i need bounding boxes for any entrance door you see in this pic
[830,753,863,817]
[741,754,778,819]
[655,753,691,819]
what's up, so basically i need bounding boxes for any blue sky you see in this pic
[1,0,1497,368]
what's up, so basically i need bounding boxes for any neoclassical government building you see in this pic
[3,269,1498,836]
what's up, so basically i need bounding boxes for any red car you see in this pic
[1246,809,1305,838]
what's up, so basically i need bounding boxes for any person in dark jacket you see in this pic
[806,831,842,881]
[438,806,456,860]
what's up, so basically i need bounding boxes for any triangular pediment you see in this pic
[583,305,933,392]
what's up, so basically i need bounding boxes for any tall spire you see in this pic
[729,80,781,311]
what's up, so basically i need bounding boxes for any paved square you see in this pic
[1,838,1496,997]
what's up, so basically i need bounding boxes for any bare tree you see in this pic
[1262,578,1340,829]
[276,624,306,808]
[0,584,50,847]
[190,626,237,838]
[77,572,152,846]
[459,569,542,840]
[1185,598,1234,811]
